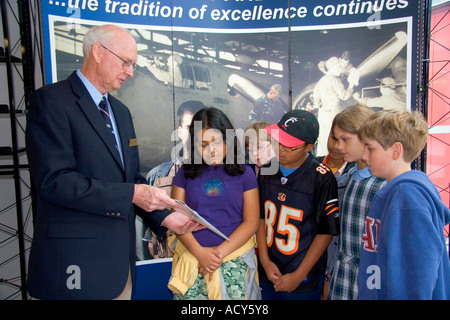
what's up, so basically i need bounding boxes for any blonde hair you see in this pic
[244,121,272,149]
[358,109,428,162]
[270,84,281,94]
[332,104,374,134]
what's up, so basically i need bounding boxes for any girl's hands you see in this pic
[196,247,223,280]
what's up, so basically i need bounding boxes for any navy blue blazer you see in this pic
[26,72,169,299]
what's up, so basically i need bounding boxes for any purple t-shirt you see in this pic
[173,165,258,247]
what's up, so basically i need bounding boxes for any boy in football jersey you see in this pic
[256,110,340,300]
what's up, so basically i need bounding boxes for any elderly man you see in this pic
[25,24,198,300]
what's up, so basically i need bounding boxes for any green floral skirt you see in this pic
[173,257,246,300]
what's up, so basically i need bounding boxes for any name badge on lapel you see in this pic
[129,138,138,147]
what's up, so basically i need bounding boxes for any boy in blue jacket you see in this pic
[357,108,450,300]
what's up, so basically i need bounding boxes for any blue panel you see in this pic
[132,259,173,300]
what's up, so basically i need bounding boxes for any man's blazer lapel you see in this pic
[109,98,131,173]
[68,73,124,170]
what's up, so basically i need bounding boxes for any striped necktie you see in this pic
[98,96,120,153]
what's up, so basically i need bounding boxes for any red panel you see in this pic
[427,3,450,207]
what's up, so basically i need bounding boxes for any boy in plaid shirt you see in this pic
[327,105,386,300]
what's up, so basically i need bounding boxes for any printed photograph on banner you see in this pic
[50,20,290,172]
[50,18,410,171]
[289,19,410,156]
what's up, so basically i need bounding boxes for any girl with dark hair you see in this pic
[168,107,261,300]
[183,107,245,177]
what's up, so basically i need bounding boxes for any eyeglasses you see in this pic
[100,44,137,71]
[278,143,305,152]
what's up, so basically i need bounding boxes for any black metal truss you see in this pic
[0,0,43,300]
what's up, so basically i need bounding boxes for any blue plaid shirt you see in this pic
[328,166,386,300]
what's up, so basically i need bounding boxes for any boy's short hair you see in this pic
[358,109,428,162]
[332,104,374,134]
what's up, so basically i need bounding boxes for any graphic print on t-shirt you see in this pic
[203,178,224,197]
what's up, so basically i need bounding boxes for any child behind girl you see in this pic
[244,121,275,177]
[168,107,261,300]
[327,104,386,300]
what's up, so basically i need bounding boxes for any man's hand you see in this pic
[161,211,204,234]
[132,184,178,212]
[347,67,360,88]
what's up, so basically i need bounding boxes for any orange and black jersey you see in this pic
[258,155,340,292]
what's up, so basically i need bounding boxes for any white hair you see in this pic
[82,25,133,57]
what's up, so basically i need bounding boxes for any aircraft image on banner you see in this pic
[52,19,409,171]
